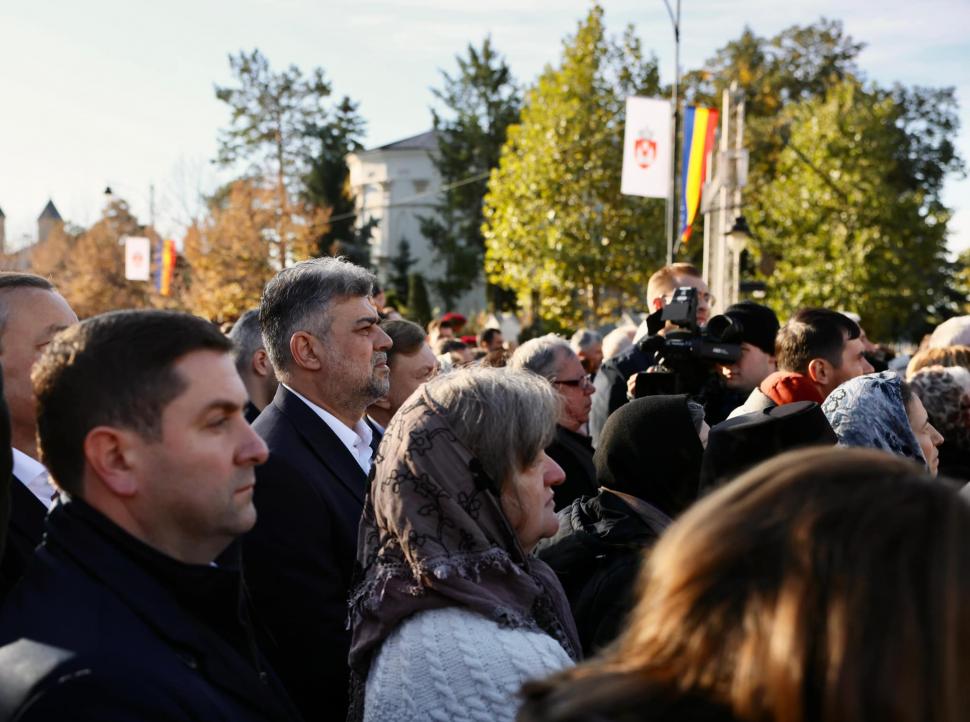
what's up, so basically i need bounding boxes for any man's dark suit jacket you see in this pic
[0,477,46,601]
[0,500,300,722]
[245,385,374,722]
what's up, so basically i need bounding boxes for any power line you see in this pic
[327,170,490,223]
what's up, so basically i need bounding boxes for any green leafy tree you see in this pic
[407,272,432,327]
[952,248,970,315]
[751,80,954,340]
[684,21,964,339]
[421,36,521,309]
[482,5,664,327]
[683,20,864,185]
[302,96,375,264]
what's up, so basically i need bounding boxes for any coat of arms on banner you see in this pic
[634,127,657,169]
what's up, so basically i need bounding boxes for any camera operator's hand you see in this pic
[627,372,640,401]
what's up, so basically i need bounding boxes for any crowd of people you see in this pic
[0,257,968,721]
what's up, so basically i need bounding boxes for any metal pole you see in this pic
[662,0,680,265]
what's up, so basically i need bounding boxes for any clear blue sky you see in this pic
[2,0,967,254]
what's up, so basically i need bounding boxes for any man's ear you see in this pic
[289,332,322,372]
[806,358,830,385]
[650,296,665,312]
[83,427,140,497]
[252,348,273,379]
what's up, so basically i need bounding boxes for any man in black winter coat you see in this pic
[0,310,301,722]
[535,489,671,654]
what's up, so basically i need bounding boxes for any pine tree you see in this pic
[421,36,521,309]
[389,239,416,300]
[407,272,433,327]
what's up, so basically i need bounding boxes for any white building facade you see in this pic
[346,130,485,315]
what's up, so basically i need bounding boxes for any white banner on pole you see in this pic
[620,96,672,198]
[124,236,151,281]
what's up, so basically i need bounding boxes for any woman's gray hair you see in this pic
[424,367,560,489]
[508,334,574,381]
[570,328,602,354]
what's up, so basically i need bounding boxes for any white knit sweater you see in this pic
[363,606,573,722]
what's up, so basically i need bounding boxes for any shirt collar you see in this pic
[283,384,373,471]
[12,448,56,510]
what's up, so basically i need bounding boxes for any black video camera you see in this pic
[634,286,743,397]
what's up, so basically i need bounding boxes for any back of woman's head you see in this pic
[520,447,970,722]
[907,345,970,379]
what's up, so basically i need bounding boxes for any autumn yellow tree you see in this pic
[182,179,327,323]
[31,200,154,318]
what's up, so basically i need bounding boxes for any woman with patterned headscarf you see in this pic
[348,367,581,722]
[909,365,970,482]
[822,370,944,475]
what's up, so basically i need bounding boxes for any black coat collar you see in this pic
[44,500,299,720]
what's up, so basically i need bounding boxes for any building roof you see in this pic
[38,200,62,222]
[373,130,438,152]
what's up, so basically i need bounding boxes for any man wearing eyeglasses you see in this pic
[590,263,712,445]
[510,335,597,510]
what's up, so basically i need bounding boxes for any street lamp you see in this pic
[725,215,752,253]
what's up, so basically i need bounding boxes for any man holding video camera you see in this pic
[590,263,711,445]
[591,264,779,443]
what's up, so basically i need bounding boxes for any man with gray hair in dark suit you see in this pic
[244,257,391,722]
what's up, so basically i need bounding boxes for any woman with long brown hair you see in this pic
[519,447,970,722]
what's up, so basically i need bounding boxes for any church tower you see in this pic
[37,200,62,243]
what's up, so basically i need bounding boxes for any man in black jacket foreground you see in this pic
[0,310,301,722]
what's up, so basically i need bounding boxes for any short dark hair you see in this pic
[776,308,860,374]
[435,338,468,355]
[381,318,426,365]
[0,273,56,346]
[259,257,376,374]
[32,310,231,496]
[478,327,502,346]
[227,308,263,375]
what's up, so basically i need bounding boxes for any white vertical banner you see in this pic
[124,236,151,281]
[620,96,672,198]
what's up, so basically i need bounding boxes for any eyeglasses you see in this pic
[553,376,594,390]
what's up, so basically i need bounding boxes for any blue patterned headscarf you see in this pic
[822,371,927,468]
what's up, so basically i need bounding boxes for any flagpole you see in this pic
[662,0,680,265]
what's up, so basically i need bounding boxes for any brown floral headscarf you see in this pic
[347,387,581,719]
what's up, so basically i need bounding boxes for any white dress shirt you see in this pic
[12,448,56,510]
[283,385,375,474]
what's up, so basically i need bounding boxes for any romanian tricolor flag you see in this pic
[679,106,719,245]
[155,239,177,296]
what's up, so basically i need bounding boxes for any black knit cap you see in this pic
[594,394,704,519]
[723,301,780,355]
